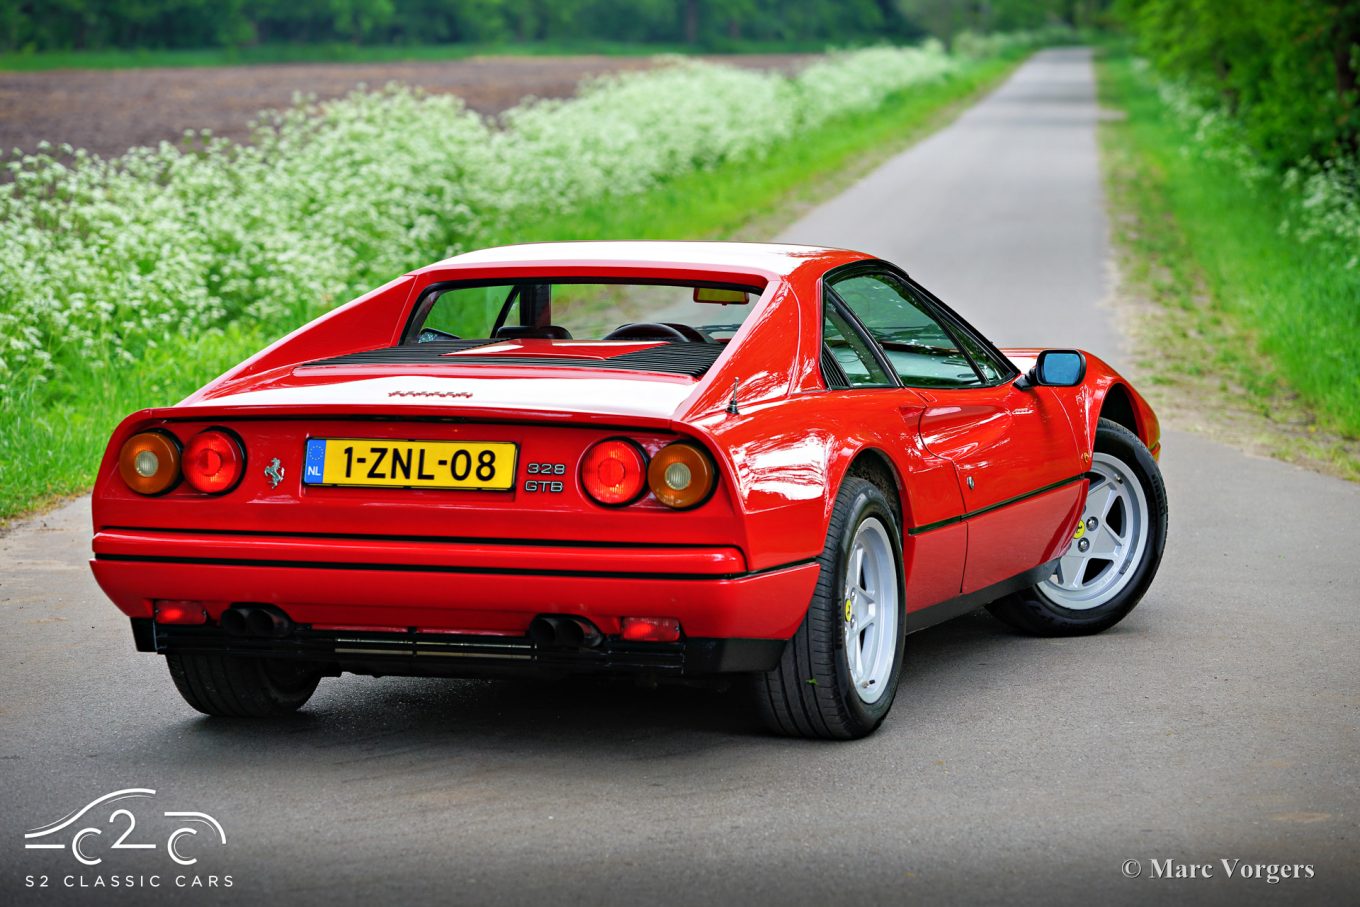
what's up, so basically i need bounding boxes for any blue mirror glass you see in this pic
[1038,351,1084,386]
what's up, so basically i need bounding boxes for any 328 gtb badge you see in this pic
[523,461,566,493]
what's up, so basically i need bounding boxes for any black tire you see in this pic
[987,418,1168,636]
[755,477,906,739]
[166,654,322,717]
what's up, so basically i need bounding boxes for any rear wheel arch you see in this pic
[844,448,905,530]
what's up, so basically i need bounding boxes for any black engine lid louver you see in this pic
[301,341,725,379]
[302,340,497,365]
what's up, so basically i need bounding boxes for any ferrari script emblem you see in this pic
[264,458,285,488]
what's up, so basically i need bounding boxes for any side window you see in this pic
[952,326,1008,383]
[822,305,893,388]
[830,272,983,388]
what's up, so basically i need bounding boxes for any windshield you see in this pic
[408,280,763,344]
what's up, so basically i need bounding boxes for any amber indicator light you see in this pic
[117,431,181,495]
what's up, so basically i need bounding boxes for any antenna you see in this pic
[726,378,740,415]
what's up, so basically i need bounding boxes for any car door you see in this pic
[827,267,1085,595]
[819,293,969,612]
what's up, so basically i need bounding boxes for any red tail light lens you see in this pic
[183,429,245,494]
[580,439,648,506]
[118,431,181,495]
[621,617,682,642]
[154,600,208,625]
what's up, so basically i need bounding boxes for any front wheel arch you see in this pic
[1097,382,1141,441]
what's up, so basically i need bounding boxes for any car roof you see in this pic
[414,241,872,280]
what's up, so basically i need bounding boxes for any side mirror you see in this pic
[1016,349,1086,389]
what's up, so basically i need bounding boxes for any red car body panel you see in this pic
[90,242,1161,675]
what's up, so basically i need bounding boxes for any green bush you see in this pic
[1115,0,1359,168]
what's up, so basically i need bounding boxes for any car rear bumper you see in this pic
[130,620,788,677]
[91,529,819,646]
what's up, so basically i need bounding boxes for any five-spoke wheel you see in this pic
[756,476,906,738]
[988,418,1168,636]
[843,518,899,704]
[1038,451,1151,610]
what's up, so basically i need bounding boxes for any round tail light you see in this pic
[183,429,245,494]
[580,439,648,506]
[648,442,716,509]
[118,431,181,495]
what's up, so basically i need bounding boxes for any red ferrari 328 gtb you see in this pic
[91,242,1168,738]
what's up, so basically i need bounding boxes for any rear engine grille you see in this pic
[303,340,496,365]
[302,341,724,378]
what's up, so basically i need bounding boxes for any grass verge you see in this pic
[0,52,1025,526]
[1097,50,1360,479]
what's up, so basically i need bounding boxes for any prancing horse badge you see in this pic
[264,458,285,488]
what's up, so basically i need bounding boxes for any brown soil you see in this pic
[0,53,815,162]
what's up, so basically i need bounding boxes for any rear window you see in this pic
[409,280,764,344]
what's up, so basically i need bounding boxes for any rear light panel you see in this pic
[580,437,720,510]
[118,426,249,496]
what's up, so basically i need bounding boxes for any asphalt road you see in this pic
[3,48,1357,906]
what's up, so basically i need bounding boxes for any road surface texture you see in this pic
[2,48,1356,905]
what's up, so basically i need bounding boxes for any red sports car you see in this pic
[91,242,1167,738]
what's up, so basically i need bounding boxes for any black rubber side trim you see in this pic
[909,474,1087,536]
[905,559,1058,633]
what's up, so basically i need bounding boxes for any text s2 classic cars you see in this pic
[91,242,1167,738]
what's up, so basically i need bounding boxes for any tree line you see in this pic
[1,1,1096,53]
[1116,0,1359,168]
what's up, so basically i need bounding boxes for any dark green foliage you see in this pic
[0,0,919,53]
[1,0,1109,54]
[1116,0,1360,167]
[898,0,1110,38]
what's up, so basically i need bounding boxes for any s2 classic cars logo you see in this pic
[24,788,226,867]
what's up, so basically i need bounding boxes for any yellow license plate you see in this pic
[303,438,517,491]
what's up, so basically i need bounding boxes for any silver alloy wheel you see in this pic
[843,517,898,704]
[1038,451,1150,611]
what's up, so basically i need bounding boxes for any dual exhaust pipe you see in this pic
[529,615,602,649]
[220,605,293,639]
